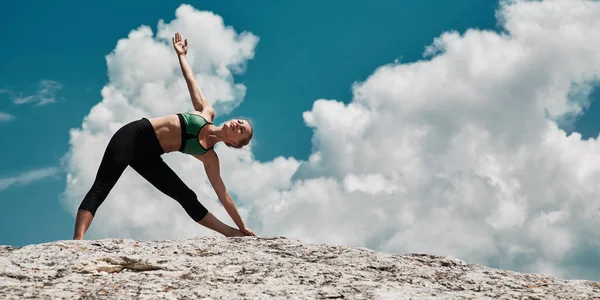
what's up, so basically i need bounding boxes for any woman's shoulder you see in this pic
[184,109,215,123]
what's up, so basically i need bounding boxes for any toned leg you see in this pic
[130,156,241,237]
[73,210,94,240]
[73,125,136,240]
[196,213,246,237]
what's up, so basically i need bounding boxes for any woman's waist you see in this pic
[147,114,183,153]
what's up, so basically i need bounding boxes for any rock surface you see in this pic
[1,236,599,299]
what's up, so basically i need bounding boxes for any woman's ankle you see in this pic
[73,209,94,240]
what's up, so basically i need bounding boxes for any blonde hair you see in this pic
[225,118,253,148]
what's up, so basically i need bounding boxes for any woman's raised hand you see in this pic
[172,32,188,56]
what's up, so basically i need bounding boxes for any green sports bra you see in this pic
[177,112,213,156]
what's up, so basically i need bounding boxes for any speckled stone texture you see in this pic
[1,236,599,299]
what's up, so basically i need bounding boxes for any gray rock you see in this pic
[1,236,599,299]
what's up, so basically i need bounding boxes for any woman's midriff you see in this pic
[147,114,184,153]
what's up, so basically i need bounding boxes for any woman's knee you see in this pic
[78,180,115,215]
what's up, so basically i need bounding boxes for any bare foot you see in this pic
[228,229,247,237]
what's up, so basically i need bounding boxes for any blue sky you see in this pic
[2,0,600,281]
[0,0,501,247]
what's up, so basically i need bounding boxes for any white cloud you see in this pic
[267,0,600,280]
[0,112,13,122]
[61,4,264,241]
[62,0,600,281]
[0,167,60,191]
[12,80,63,106]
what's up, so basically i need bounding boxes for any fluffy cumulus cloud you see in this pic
[63,0,600,281]
[276,0,600,280]
[61,4,264,240]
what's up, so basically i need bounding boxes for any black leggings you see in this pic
[78,118,209,222]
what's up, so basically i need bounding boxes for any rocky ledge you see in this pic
[0,236,599,299]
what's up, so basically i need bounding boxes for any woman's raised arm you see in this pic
[172,32,215,120]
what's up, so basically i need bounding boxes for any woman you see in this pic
[73,32,256,240]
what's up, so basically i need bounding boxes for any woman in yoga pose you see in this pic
[73,32,256,239]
